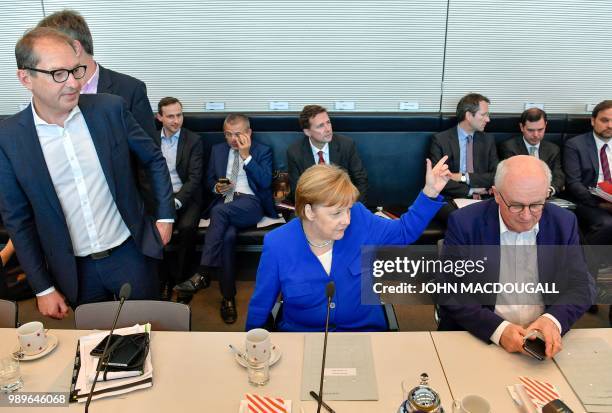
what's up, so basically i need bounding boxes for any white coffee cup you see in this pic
[17,321,48,356]
[452,395,491,413]
[245,328,271,363]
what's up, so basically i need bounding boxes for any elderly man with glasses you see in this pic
[437,155,594,359]
[0,27,174,319]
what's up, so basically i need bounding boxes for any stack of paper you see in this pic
[589,187,612,203]
[70,324,153,403]
[554,337,612,412]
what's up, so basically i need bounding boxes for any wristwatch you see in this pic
[460,173,467,183]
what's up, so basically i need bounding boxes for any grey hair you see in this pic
[494,158,552,190]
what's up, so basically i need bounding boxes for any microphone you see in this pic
[85,283,132,413]
[311,281,336,413]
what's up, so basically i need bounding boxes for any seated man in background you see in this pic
[429,93,498,221]
[564,100,612,323]
[174,114,276,324]
[439,156,593,358]
[499,108,564,197]
[155,97,206,299]
[287,104,368,204]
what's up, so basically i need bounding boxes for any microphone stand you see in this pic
[311,281,336,413]
[85,284,131,413]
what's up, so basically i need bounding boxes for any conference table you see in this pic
[0,328,609,412]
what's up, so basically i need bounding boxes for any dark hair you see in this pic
[520,107,547,125]
[299,105,328,129]
[223,114,250,130]
[15,27,76,70]
[456,93,490,121]
[157,97,182,115]
[37,10,94,56]
[592,100,612,119]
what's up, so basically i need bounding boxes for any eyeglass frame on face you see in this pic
[497,191,545,214]
[21,64,87,83]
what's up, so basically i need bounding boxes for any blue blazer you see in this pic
[0,94,175,304]
[563,132,600,207]
[439,199,594,342]
[246,193,444,332]
[206,141,276,218]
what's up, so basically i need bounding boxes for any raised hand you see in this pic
[423,155,451,198]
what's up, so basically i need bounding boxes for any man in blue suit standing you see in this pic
[439,156,593,358]
[0,28,175,319]
[174,114,276,323]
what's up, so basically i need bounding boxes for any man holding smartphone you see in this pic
[174,114,276,324]
[438,156,593,359]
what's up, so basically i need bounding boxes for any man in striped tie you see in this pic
[499,108,565,198]
[174,114,276,324]
[564,100,612,325]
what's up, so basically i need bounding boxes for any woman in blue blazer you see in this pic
[246,157,450,331]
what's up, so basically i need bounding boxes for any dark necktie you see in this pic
[466,135,474,174]
[601,144,611,182]
[317,151,325,165]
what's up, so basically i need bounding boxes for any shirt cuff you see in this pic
[156,219,175,223]
[36,286,56,297]
[490,320,511,346]
[243,155,252,165]
[174,198,182,210]
[541,313,562,334]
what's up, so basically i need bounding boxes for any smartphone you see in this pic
[90,334,123,357]
[218,177,230,185]
[523,336,546,360]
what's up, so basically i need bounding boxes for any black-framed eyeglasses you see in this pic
[22,65,87,83]
[498,192,545,214]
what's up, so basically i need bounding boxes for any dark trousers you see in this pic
[75,238,160,305]
[575,204,612,280]
[160,201,201,287]
[200,194,263,298]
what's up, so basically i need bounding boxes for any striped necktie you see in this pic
[225,149,240,203]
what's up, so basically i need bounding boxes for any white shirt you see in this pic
[315,248,333,276]
[225,149,254,196]
[490,211,561,346]
[309,139,330,165]
[32,101,131,296]
[593,133,612,183]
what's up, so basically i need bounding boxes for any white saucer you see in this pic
[12,334,59,361]
[234,344,282,368]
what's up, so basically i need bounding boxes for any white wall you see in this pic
[0,0,610,115]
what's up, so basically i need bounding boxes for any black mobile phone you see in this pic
[90,334,123,357]
[523,336,547,360]
[218,177,230,185]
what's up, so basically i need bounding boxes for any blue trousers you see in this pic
[75,238,160,305]
[200,194,263,298]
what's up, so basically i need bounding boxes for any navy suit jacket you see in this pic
[287,134,368,203]
[563,132,601,207]
[439,199,593,343]
[206,141,276,218]
[98,65,157,139]
[0,94,175,304]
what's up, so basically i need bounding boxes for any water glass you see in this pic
[247,358,270,386]
[0,357,23,393]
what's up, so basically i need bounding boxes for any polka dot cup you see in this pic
[245,328,271,363]
[16,321,48,356]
